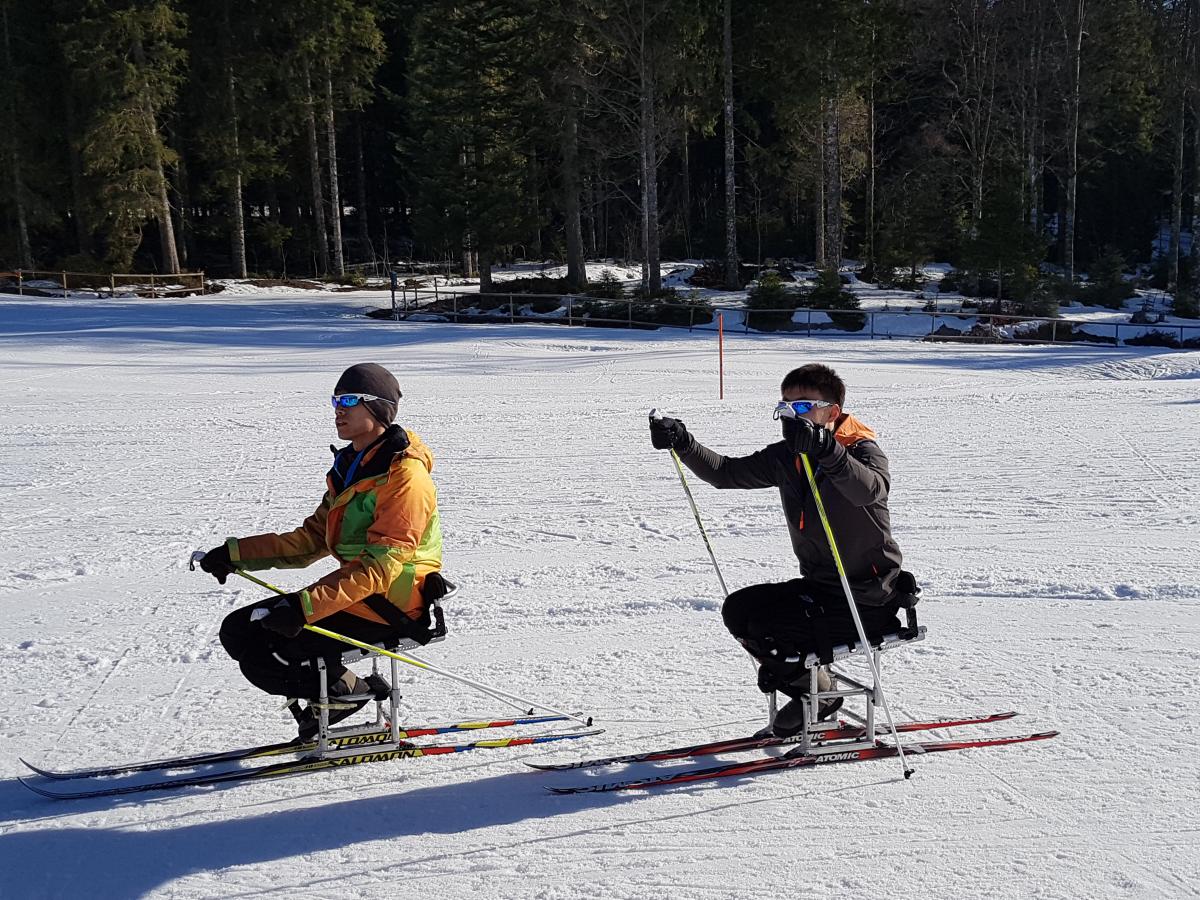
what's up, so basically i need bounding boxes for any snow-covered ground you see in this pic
[1,293,1198,899]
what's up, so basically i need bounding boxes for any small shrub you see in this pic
[473,295,508,312]
[746,271,802,331]
[647,293,714,328]
[747,271,794,307]
[806,267,866,331]
[586,269,625,300]
[337,271,367,288]
[575,299,624,320]
[689,259,755,288]
[1081,247,1135,309]
[632,285,679,301]
[1017,283,1061,318]
[688,260,727,288]
[1173,290,1199,319]
[498,277,569,295]
[55,254,111,275]
[1124,329,1181,348]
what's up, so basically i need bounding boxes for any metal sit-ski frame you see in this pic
[310,578,455,757]
[791,598,926,757]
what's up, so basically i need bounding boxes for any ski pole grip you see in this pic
[187,550,206,571]
[649,408,663,421]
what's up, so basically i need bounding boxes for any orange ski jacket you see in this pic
[226,425,442,625]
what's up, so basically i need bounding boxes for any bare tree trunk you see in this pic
[1192,84,1200,296]
[478,246,492,292]
[1169,91,1185,293]
[171,142,191,269]
[822,95,842,270]
[304,62,329,275]
[680,122,693,259]
[63,84,93,257]
[354,114,371,262]
[1025,1,1045,232]
[866,71,876,275]
[561,99,587,290]
[722,0,738,289]
[1,6,31,268]
[153,152,181,274]
[324,68,344,277]
[459,145,477,278]
[130,36,180,274]
[1063,0,1085,283]
[639,56,662,294]
[814,141,825,265]
[587,171,599,258]
[224,1,246,279]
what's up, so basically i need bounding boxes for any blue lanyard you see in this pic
[342,446,369,487]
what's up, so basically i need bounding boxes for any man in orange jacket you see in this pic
[199,363,442,737]
[650,363,911,737]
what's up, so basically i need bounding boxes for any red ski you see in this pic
[548,730,1059,794]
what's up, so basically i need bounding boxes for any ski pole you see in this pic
[650,409,729,595]
[649,411,774,722]
[193,554,593,726]
[797,454,914,779]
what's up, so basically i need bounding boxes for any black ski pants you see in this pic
[219,597,398,700]
[721,578,900,697]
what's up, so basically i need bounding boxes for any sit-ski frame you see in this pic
[789,624,928,757]
[308,582,455,758]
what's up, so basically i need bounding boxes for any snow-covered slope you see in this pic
[1,293,1197,899]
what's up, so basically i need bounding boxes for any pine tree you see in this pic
[408,0,540,292]
[58,0,186,272]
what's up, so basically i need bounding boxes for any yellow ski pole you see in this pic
[797,454,913,778]
[200,560,591,725]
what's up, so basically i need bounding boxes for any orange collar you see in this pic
[833,413,877,447]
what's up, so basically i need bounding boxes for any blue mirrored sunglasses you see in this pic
[331,392,384,409]
[773,399,832,419]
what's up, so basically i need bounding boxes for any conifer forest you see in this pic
[1,0,1197,311]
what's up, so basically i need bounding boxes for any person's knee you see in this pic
[721,588,753,636]
[219,610,250,658]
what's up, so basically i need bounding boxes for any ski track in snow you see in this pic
[0,293,1197,899]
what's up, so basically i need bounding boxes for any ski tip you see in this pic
[18,758,63,779]
[17,777,68,800]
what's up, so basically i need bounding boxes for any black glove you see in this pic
[259,594,307,638]
[199,544,236,585]
[782,416,836,458]
[649,415,690,452]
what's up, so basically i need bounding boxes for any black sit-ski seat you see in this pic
[309,576,456,754]
[785,572,925,757]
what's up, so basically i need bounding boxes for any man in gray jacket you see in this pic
[649,363,913,736]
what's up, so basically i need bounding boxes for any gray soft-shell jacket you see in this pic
[678,413,903,607]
